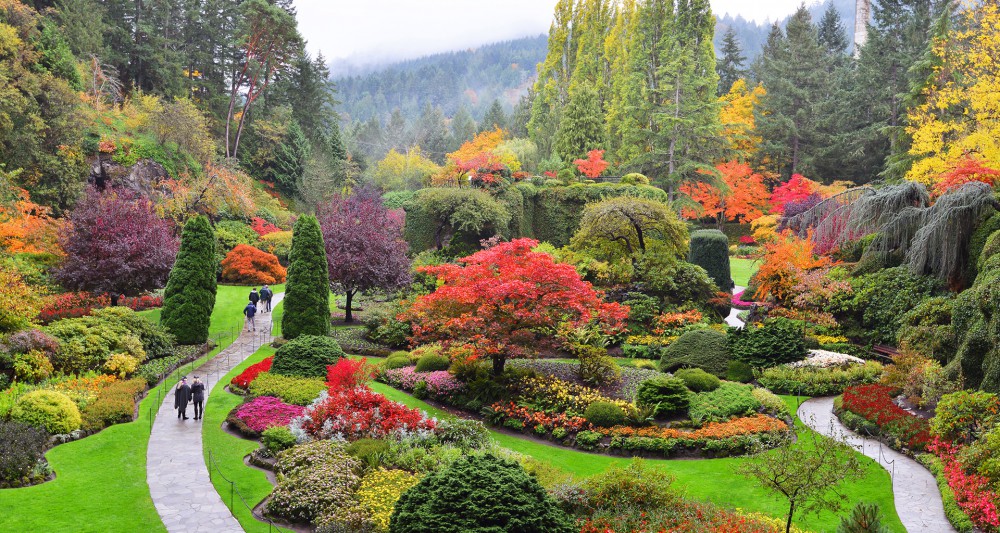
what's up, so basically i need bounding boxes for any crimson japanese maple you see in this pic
[404,239,628,375]
[770,174,819,214]
[574,149,610,178]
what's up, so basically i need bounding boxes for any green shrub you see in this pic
[633,359,657,370]
[161,215,217,344]
[837,502,890,533]
[756,361,883,396]
[688,382,760,424]
[80,378,145,431]
[673,368,721,392]
[134,345,202,386]
[930,391,1000,444]
[346,438,391,467]
[0,421,49,485]
[215,220,259,253]
[388,454,575,533]
[435,419,492,450]
[271,335,345,377]
[689,229,732,291]
[10,390,82,434]
[577,345,621,386]
[415,352,450,372]
[726,360,754,382]
[364,302,412,348]
[267,441,361,523]
[635,377,691,418]
[636,256,718,308]
[584,459,675,510]
[622,343,662,359]
[620,173,650,186]
[584,401,626,428]
[659,329,729,376]
[752,387,791,418]
[261,426,296,455]
[384,353,412,370]
[247,372,326,406]
[896,296,956,361]
[728,318,806,368]
[830,266,944,345]
[281,215,331,340]
[575,430,602,449]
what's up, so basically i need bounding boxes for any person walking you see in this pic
[190,376,206,420]
[243,301,257,331]
[260,285,272,313]
[249,287,260,307]
[174,377,192,420]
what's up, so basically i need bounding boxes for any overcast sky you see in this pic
[295,0,812,62]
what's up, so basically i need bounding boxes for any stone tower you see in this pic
[854,0,872,55]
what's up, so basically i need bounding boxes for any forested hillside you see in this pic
[715,0,856,62]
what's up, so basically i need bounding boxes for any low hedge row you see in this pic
[755,361,883,396]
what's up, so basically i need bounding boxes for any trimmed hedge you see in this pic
[584,401,627,428]
[659,329,729,377]
[673,368,721,392]
[635,377,691,418]
[689,229,732,291]
[161,215,217,344]
[271,335,345,378]
[11,390,81,434]
[281,215,331,340]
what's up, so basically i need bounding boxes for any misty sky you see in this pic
[295,0,813,62]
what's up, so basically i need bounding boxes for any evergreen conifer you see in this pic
[281,215,330,339]
[161,216,218,344]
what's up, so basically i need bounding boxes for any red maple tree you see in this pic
[933,156,1000,196]
[574,149,610,179]
[680,160,770,223]
[403,239,628,375]
[770,174,819,214]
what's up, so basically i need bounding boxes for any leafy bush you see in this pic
[673,368,721,392]
[583,459,675,510]
[930,391,1000,444]
[896,296,956,361]
[215,220,259,254]
[80,378,145,431]
[757,361,883,396]
[689,229,732,292]
[636,256,718,308]
[831,266,944,345]
[435,419,492,450]
[620,173,650,186]
[659,329,729,376]
[414,352,450,372]
[688,382,761,424]
[247,373,326,406]
[91,307,175,359]
[220,244,287,285]
[0,421,48,485]
[346,438,391,468]
[11,390,82,434]
[271,335,345,378]
[576,345,621,386]
[364,302,412,348]
[135,345,202,387]
[388,454,575,533]
[584,401,626,428]
[259,230,293,264]
[267,441,361,523]
[633,359,657,370]
[44,307,173,374]
[383,353,412,370]
[727,360,754,382]
[261,426,296,455]
[728,318,806,368]
[161,215,217,345]
[635,377,691,418]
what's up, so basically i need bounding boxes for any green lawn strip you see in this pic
[0,285,275,533]
[369,383,904,533]
[731,257,759,288]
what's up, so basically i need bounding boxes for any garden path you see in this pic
[146,293,284,533]
[798,396,955,533]
[725,285,745,328]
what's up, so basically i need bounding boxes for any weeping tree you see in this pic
[569,197,689,263]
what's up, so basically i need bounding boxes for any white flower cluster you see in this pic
[787,349,866,369]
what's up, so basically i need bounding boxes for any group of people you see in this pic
[242,285,273,332]
[174,376,205,420]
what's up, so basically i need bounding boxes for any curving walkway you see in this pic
[147,293,283,533]
[798,397,955,533]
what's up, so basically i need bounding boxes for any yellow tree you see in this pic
[372,147,441,191]
[433,128,519,186]
[719,79,766,162]
[906,2,1000,187]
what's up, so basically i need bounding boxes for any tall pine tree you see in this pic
[161,216,217,345]
[716,28,745,95]
[281,215,330,339]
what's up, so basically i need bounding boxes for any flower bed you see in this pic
[233,396,304,433]
[928,438,1000,531]
[37,292,162,323]
[757,360,883,396]
[380,367,465,399]
[838,384,931,451]
[579,499,802,533]
[506,359,661,401]
[230,356,273,390]
[294,387,436,441]
[731,290,759,310]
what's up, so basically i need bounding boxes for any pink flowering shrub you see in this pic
[298,387,435,441]
[381,367,465,399]
[731,290,758,310]
[930,438,1000,530]
[234,396,304,433]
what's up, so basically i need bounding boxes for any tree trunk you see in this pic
[492,355,506,376]
[344,291,354,323]
[111,292,120,306]
[785,501,795,533]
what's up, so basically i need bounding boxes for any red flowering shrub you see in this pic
[929,438,1000,530]
[221,244,287,285]
[299,387,435,440]
[488,402,589,432]
[234,396,304,433]
[231,356,273,389]
[578,500,789,533]
[251,217,282,237]
[841,384,931,450]
[652,310,703,336]
[739,235,757,245]
[38,292,163,323]
[325,357,375,393]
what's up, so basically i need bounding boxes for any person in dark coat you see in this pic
[249,288,260,306]
[174,378,192,420]
[244,301,257,331]
[259,285,272,313]
[190,376,206,420]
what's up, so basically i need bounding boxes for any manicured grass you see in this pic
[731,257,759,288]
[0,285,277,533]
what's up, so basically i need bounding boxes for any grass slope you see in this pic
[731,257,758,288]
[0,285,279,533]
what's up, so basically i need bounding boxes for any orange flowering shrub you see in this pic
[0,188,63,255]
[652,309,704,336]
[596,414,788,441]
[752,230,832,305]
[220,244,286,285]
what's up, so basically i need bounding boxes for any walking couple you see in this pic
[174,376,205,420]
[243,285,272,332]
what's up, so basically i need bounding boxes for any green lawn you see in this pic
[731,257,759,288]
[0,284,279,533]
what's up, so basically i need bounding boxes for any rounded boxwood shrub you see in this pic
[620,173,650,186]
[726,360,754,383]
[728,318,807,368]
[389,454,575,533]
[11,390,82,434]
[261,426,296,455]
[673,368,721,392]
[635,377,691,418]
[689,229,732,291]
[270,335,345,378]
[415,353,450,372]
[659,329,729,377]
[584,401,626,428]
[384,352,412,370]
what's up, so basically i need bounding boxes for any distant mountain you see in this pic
[714,0,857,62]
[332,35,547,124]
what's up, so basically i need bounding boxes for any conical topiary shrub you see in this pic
[161,216,218,344]
[281,215,330,339]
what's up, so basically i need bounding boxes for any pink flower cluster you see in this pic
[731,290,758,310]
[234,396,304,433]
[930,438,1000,529]
[299,387,435,441]
[381,367,465,399]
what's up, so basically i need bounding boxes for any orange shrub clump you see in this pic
[597,414,788,440]
[221,244,286,285]
[752,230,832,305]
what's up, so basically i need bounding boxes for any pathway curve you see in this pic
[147,293,284,533]
[797,396,955,533]
[725,285,746,328]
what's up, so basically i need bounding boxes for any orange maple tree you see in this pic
[433,128,517,186]
[0,188,63,255]
[574,149,610,178]
[932,155,1000,196]
[221,244,287,285]
[752,230,832,304]
[680,160,770,223]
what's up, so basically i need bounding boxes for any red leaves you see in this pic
[220,244,287,285]
[574,149,610,179]
[770,174,818,214]
[929,438,1000,529]
[325,357,375,393]
[933,156,1000,196]
[842,384,931,450]
[300,386,435,441]
[231,356,273,389]
[37,292,163,323]
[251,217,281,236]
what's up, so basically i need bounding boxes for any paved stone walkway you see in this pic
[724,285,746,328]
[147,293,283,533]
[798,396,956,533]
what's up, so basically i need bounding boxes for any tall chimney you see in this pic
[854,0,871,56]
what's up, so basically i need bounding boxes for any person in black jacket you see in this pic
[249,288,260,306]
[174,378,191,420]
[259,285,272,313]
[190,376,206,420]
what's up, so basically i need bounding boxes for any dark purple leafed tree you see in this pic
[55,187,178,304]
[318,186,411,322]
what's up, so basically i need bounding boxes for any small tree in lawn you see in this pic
[403,239,628,375]
[574,149,609,179]
[161,216,217,344]
[318,186,411,323]
[281,214,330,339]
[55,187,177,305]
[737,425,865,533]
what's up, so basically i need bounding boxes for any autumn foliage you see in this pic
[752,231,832,304]
[0,188,63,255]
[770,174,819,214]
[680,160,770,223]
[404,239,628,374]
[932,156,1000,196]
[434,128,518,185]
[251,216,281,236]
[221,244,286,285]
[574,149,610,178]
